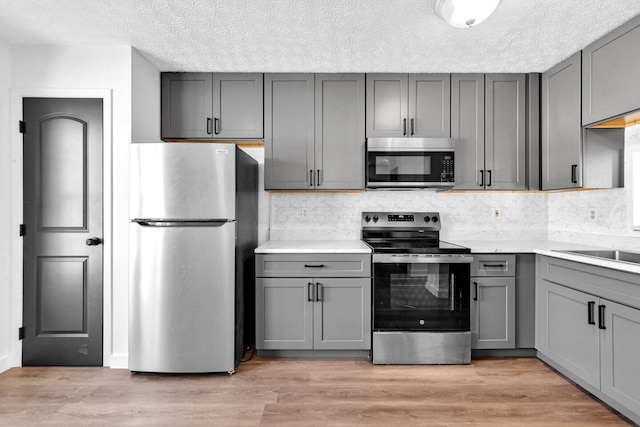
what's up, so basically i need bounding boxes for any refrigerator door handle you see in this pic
[133,220,231,227]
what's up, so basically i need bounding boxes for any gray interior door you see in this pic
[22,98,103,366]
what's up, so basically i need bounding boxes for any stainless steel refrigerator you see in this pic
[129,142,257,373]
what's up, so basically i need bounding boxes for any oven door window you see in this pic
[373,262,470,331]
[367,151,449,184]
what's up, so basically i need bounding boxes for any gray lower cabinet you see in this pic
[366,73,451,138]
[264,73,365,190]
[255,254,371,352]
[541,52,582,190]
[452,74,528,190]
[536,255,640,424]
[470,254,516,349]
[582,14,640,126]
[161,72,263,139]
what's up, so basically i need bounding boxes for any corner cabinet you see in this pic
[582,14,640,126]
[161,73,263,139]
[452,74,527,190]
[541,52,582,190]
[536,255,640,424]
[366,74,451,138]
[255,254,371,352]
[264,73,365,190]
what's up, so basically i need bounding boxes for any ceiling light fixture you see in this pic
[435,0,501,28]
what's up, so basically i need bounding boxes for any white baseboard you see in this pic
[0,355,11,374]
[108,353,128,370]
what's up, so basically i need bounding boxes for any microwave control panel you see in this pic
[441,154,454,182]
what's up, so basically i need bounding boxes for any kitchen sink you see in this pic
[559,249,640,265]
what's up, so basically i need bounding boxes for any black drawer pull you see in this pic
[482,263,505,268]
[304,264,326,268]
[587,301,595,325]
[598,304,606,330]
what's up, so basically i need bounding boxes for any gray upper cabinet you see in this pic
[582,14,640,126]
[541,52,582,190]
[452,74,485,189]
[265,73,365,190]
[485,74,526,190]
[161,73,213,139]
[264,74,315,190]
[453,73,527,190]
[315,74,365,190]
[161,72,263,139]
[366,73,450,138]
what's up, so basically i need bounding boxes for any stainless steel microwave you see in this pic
[366,138,455,189]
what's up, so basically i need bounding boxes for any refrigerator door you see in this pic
[130,142,236,220]
[129,221,236,373]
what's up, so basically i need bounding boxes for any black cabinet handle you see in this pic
[206,118,212,134]
[598,304,606,330]
[308,282,314,301]
[410,118,414,135]
[317,169,321,186]
[304,264,325,268]
[587,301,595,325]
[316,283,323,302]
[487,170,492,187]
[403,118,407,136]
[214,117,220,135]
[309,170,313,186]
[571,164,578,184]
[473,282,478,301]
[482,263,505,268]
[479,170,484,187]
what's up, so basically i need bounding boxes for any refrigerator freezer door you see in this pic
[130,142,236,220]
[129,221,236,373]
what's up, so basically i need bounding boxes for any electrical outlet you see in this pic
[588,208,599,222]
[301,208,309,219]
[493,208,501,220]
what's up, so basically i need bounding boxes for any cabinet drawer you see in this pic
[256,254,371,278]
[472,254,516,277]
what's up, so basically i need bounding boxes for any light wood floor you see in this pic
[0,357,632,426]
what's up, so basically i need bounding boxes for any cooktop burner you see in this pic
[361,211,470,255]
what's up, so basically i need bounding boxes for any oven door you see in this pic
[373,255,471,331]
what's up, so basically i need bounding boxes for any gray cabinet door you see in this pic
[161,73,213,139]
[600,300,640,416]
[313,278,371,350]
[408,74,451,137]
[452,74,485,189]
[541,52,582,190]
[535,279,600,389]
[470,277,515,349]
[315,74,365,190]
[582,15,640,126]
[485,74,526,190]
[212,73,263,139]
[366,74,408,137]
[264,74,315,189]
[256,278,314,350]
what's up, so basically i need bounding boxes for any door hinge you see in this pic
[19,224,26,236]
[18,327,25,340]
[19,120,25,134]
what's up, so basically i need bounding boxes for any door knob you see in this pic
[86,237,103,246]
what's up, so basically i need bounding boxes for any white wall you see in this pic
[0,41,12,373]
[132,49,161,142]
[9,45,133,369]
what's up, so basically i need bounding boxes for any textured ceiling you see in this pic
[0,0,639,73]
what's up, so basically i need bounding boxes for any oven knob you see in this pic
[423,216,430,223]
[431,216,439,223]
[365,215,371,222]
[419,319,425,325]
[373,215,379,223]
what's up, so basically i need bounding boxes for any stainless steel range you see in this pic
[362,212,472,364]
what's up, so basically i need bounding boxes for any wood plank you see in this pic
[0,358,631,426]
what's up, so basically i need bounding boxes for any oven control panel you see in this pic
[362,212,441,229]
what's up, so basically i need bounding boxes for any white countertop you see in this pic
[449,239,640,275]
[255,240,372,254]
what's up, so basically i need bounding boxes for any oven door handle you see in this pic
[373,254,473,264]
